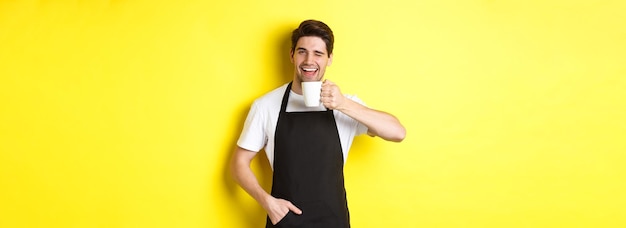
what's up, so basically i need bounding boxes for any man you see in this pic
[231,19,406,227]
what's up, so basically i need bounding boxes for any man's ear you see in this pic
[290,50,294,63]
[327,53,333,66]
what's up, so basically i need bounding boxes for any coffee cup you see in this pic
[301,81,322,107]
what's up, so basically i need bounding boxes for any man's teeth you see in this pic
[303,68,317,72]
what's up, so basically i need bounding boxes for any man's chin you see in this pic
[298,75,322,82]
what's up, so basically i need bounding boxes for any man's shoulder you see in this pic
[251,83,289,109]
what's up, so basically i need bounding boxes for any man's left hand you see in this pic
[321,79,346,110]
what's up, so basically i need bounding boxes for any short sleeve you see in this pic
[344,94,369,136]
[356,120,368,136]
[236,102,267,152]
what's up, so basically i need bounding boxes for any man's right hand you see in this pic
[263,196,302,225]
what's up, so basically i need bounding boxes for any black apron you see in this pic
[266,82,350,228]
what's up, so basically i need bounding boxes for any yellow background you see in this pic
[1,0,625,227]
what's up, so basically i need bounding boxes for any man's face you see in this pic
[291,36,333,83]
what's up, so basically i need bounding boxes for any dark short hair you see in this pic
[291,20,334,57]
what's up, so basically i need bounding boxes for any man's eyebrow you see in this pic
[297,47,326,54]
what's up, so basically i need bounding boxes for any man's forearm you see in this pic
[338,99,406,142]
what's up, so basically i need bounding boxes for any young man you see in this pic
[231,19,406,227]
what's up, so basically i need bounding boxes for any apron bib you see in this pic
[266,82,350,228]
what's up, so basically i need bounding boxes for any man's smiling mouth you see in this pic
[302,67,318,72]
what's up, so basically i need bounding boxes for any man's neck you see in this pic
[291,79,303,95]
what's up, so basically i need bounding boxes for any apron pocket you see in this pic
[274,211,297,227]
[298,200,339,226]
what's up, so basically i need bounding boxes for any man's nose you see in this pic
[303,53,313,63]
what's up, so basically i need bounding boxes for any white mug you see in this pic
[301,81,322,107]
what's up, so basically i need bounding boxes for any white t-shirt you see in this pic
[237,83,368,169]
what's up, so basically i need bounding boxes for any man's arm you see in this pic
[321,80,406,142]
[230,146,302,224]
